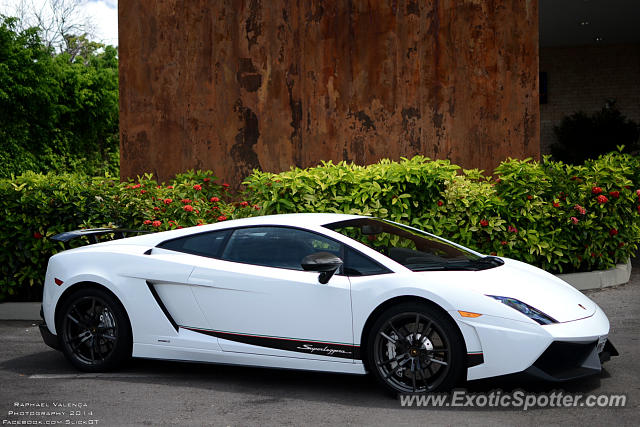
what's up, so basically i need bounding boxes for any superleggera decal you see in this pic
[182,326,360,359]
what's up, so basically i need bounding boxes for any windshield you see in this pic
[325,218,501,272]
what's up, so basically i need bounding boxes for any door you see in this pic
[185,226,356,361]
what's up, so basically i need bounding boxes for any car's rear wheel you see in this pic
[366,302,465,395]
[58,288,131,372]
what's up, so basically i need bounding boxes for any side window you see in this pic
[343,247,391,276]
[157,230,230,258]
[221,227,342,270]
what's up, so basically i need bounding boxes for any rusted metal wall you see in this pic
[119,0,540,184]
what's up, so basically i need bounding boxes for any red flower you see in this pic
[437,200,444,207]
[167,185,174,189]
[163,198,173,204]
[153,207,160,211]
[210,197,220,203]
[574,204,586,215]
[490,252,497,256]
[222,183,230,188]
[480,219,489,227]
[571,217,579,225]
[197,223,204,226]
[552,201,560,208]
[183,205,194,212]
[637,205,640,213]
[193,184,202,191]
[152,220,162,227]
[495,178,502,183]
[500,241,507,246]
[636,189,640,198]
[619,242,625,248]
[526,195,533,200]
[140,190,147,194]
[143,220,152,225]
[33,232,43,239]
[508,225,518,233]
[609,228,618,236]
[596,195,608,204]
[177,226,183,229]
[157,185,162,189]
[591,187,602,195]
[181,198,192,204]
[253,204,261,210]
[609,191,620,199]
[212,206,219,210]
[217,215,227,221]
[240,201,249,207]
[203,178,211,183]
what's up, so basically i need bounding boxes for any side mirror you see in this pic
[301,252,343,284]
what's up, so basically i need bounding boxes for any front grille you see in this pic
[528,340,601,381]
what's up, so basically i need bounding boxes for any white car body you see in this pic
[40,213,616,386]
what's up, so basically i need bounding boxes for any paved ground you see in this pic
[1,257,638,426]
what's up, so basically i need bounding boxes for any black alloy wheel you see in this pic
[366,302,465,395]
[58,288,131,371]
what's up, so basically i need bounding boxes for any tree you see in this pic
[551,101,640,165]
[2,0,94,54]
[0,15,119,177]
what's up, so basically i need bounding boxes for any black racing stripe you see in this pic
[183,326,360,360]
[146,281,179,332]
[467,352,484,367]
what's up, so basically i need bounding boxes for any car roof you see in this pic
[94,213,366,248]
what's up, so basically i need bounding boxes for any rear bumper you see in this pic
[39,304,60,351]
[39,322,60,350]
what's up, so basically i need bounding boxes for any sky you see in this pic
[1,0,118,46]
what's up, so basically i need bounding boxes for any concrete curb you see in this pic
[0,302,41,320]
[0,260,633,320]
[555,259,632,291]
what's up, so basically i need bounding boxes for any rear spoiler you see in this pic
[51,228,150,245]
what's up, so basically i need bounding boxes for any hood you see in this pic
[463,257,596,323]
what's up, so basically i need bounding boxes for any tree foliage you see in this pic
[0,16,119,177]
[551,102,640,165]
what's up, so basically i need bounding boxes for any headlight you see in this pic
[488,295,557,325]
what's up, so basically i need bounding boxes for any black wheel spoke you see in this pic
[410,358,417,392]
[372,308,455,394]
[388,321,405,341]
[379,331,397,344]
[429,357,448,366]
[62,295,122,367]
[99,333,117,341]
[377,353,406,367]
[384,356,410,380]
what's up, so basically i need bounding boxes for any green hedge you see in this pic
[2,152,640,301]
[244,152,640,273]
[0,171,254,301]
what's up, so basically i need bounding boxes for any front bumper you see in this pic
[463,304,615,381]
[524,339,619,381]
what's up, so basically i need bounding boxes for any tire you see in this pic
[365,301,466,395]
[57,288,132,372]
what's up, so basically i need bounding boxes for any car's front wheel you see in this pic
[57,288,131,372]
[366,301,466,395]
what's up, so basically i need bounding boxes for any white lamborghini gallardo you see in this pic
[39,214,618,394]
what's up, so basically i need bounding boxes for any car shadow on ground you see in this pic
[1,348,608,409]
